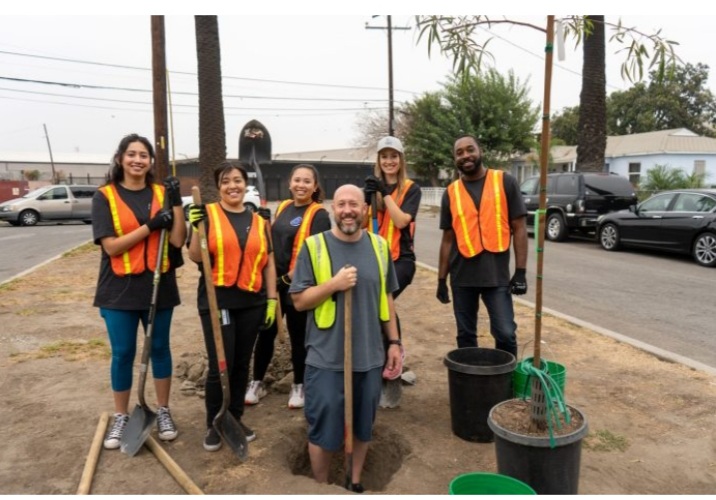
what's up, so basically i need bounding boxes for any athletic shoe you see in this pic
[240,421,256,443]
[345,477,365,493]
[288,383,305,409]
[103,413,129,450]
[156,406,178,441]
[244,380,267,405]
[203,427,222,452]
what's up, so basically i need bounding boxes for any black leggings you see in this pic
[389,259,416,345]
[252,287,308,384]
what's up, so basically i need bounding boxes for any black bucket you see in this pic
[488,400,588,494]
[443,348,516,443]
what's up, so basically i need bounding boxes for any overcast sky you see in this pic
[1,10,714,162]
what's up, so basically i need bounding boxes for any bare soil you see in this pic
[1,243,715,494]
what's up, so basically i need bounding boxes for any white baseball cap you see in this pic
[377,136,404,154]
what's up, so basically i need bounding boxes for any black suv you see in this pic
[520,172,638,241]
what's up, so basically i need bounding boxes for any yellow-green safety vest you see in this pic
[304,231,390,329]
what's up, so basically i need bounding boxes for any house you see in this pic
[512,129,716,187]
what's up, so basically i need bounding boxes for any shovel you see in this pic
[121,205,170,457]
[192,186,248,460]
[344,287,354,489]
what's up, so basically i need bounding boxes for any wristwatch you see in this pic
[387,339,402,346]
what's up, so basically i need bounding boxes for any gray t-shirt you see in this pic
[289,230,399,372]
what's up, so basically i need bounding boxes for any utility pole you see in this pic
[366,16,409,136]
[151,16,169,180]
[43,123,56,184]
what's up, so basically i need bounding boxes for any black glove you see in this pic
[364,174,388,197]
[163,176,182,207]
[187,203,206,231]
[257,207,271,221]
[436,278,450,304]
[510,268,528,295]
[277,273,291,293]
[147,208,173,232]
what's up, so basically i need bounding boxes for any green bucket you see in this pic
[513,357,566,399]
[449,472,536,495]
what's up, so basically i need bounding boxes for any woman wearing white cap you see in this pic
[363,136,422,407]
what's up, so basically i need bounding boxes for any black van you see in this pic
[519,172,638,241]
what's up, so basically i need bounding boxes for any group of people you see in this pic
[91,131,528,492]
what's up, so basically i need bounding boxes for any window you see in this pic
[694,160,706,178]
[673,193,701,212]
[640,193,674,212]
[628,163,641,187]
[519,177,539,195]
[555,175,578,195]
[39,187,68,200]
[70,186,97,199]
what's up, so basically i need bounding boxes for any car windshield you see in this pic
[21,187,52,198]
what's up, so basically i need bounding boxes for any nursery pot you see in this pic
[487,399,588,495]
[443,348,516,443]
[513,357,566,399]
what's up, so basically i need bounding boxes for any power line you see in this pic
[0,49,420,95]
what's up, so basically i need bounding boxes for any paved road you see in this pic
[0,222,93,284]
[414,207,716,370]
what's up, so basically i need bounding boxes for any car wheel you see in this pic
[692,232,716,267]
[244,203,257,213]
[20,210,39,226]
[545,213,567,241]
[599,223,621,251]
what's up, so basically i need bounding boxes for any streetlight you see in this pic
[366,16,409,136]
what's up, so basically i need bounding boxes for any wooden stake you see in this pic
[77,411,109,495]
[145,436,204,495]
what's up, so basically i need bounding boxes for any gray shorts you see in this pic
[304,365,383,452]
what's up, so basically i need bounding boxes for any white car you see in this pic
[182,185,262,217]
[0,184,97,226]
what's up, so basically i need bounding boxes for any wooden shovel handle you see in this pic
[344,288,353,454]
[192,187,227,371]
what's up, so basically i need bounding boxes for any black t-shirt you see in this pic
[271,202,331,276]
[92,183,181,310]
[188,207,273,312]
[439,171,527,287]
[378,182,421,262]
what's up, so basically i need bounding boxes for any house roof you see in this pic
[274,146,375,163]
[606,128,716,157]
[0,151,113,165]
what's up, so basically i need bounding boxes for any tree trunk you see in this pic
[195,16,226,202]
[576,15,606,172]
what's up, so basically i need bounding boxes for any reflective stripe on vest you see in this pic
[368,179,414,261]
[206,203,268,292]
[275,200,324,272]
[448,169,510,258]
[99,184,168,276]
[304,231,390,329]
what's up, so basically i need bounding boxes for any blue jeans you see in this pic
[450,285,517,356]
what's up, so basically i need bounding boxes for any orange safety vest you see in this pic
[275,199,324,272]
[98,184,169,277]
[367,179,415,261]
[206,203,268,292]
[447,170,511,258]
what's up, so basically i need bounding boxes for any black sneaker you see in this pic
[203,427,222,452]
[240,421,256,443]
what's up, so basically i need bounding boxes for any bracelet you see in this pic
[388,339,402,346]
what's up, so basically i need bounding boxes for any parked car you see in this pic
[520,172,638,241]
[0,184,97,226]
[596,189,716,267]
[181,185,262,218]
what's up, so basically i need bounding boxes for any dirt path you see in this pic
[0,243,715,494]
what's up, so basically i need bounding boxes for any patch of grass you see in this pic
[62,241,95,258]
[11,338,110,362]
[0,281,19,293]
[584,429,629,452]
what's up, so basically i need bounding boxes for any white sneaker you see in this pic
[288,383,304,409]
[245,380,267,405]
[104,413,129,450]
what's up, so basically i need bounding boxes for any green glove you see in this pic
[262,298,277,330]
[188,203,206,232]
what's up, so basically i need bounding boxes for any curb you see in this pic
[415,261,716,377]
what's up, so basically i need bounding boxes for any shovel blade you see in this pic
[379,378,402,409]
[214,412,248,461]
[120,404,157,457]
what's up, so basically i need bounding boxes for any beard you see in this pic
[456,155,483,175]
[337,214,363,236]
